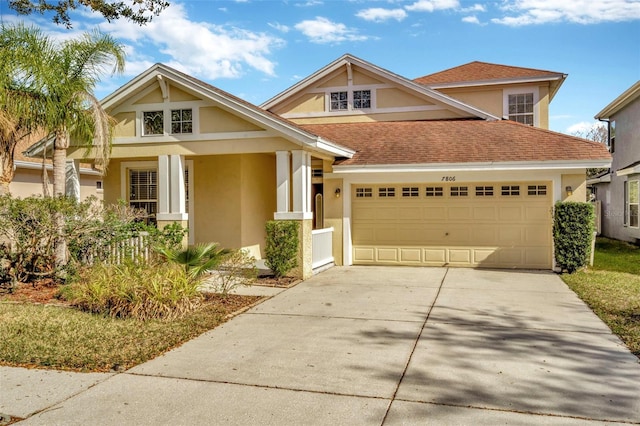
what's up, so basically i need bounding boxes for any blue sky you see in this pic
[1,0,639,135]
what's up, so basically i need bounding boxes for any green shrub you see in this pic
[264,220,299,278]
[155,242,229,282]
[553,202,595,273]
[62,261,202,320]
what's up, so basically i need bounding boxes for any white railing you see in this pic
[84,232,151,265]
[312,227,334,269]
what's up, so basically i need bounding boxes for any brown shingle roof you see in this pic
[300,120,611,166]
[414,61,564,86]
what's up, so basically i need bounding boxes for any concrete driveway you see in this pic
[4,267,640,425]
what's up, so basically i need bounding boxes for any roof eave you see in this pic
[595,80,640,119]
[332,159,611,173]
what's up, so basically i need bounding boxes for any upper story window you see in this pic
[330,91,348,111]
[610,120,616,153]
[353,90,371,109]
[171,109,193,134]
[143,111,164,135]
[508,93,534,125]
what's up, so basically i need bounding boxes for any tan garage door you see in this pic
[352,182,552,269]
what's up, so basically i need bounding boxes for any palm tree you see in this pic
[0,24,52,195]
[0,23,125,268]
[43,30,125,196]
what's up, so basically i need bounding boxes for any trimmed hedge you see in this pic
[265,220,299,278]
[553,202,595,273]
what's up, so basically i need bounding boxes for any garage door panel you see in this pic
[422,206,447,220]
[352,182,552,269]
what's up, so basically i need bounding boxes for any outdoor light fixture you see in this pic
[566,186,573,196]
[335,188,341,198]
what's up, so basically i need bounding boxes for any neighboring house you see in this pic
[57,54,610,277]
[589,81,640,243]
[12,133,103,200]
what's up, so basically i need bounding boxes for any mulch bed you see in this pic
[0,279,68,305]
[254,275,300,288]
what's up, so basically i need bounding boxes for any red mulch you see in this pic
[0,279,69,305]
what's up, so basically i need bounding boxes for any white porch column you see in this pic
[64,159,81,201]
[157,154,187,221]
[157,155,170,216]
[292,150,312,214]
[276,151,290,213]
[170,154,186,215]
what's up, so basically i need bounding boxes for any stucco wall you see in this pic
[323,177,344,266]
[10,168,103,201]
[561,173,587,202]
[240,154,277,254]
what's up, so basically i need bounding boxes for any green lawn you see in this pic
[562,237,640,357]
[0,295,260,372]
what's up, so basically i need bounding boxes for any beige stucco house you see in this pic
[64,54,611,277]
[590,81,640,243]
[13,134,103,200]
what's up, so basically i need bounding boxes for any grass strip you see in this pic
[0,295,260,372]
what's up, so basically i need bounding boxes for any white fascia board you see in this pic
[617,164,640,177]
[587,174,612,184]
[595,80,640,119]
[427,75,565,90]
[15,160,101,175]
[332,159,611,174]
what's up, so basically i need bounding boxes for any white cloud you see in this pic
[462,15,481,24]
[461,4,486,13]
[356,8,408,22]
[294,17,368,44]
[98,3,284,79]
[269,22,290,33]
[492,0,640,26]
[566,121,602,135]
[405,0,459,12]
[295,0,324,7]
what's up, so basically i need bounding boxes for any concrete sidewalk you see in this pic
[2,267,639,425]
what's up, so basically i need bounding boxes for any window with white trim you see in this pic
[355,187,372,198]
[129,169,158,224]
[171,109,193,134]
[143,111,164,135]
[402,187,419,197]
[475,186,493,196]
[425,186,443,197]
[330,91,348,111]
[379,187,395,197]
[628,180,639,228]
[508,93,534,125]
[353,90,371,109]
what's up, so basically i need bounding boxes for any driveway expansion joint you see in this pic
[381,267,450,425]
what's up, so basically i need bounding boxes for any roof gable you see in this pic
[99,64,354,158]
[261,54,499,121]
[414,61,566,101]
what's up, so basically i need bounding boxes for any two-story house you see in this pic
[55,54,610,277]
[590,81,640,243]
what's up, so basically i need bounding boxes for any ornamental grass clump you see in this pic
[62,261,202,320]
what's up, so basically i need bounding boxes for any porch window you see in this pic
[508,93,534,125]
[628,180,639,228]
[171,109,193,134]
[143,111,164,135]
[129,169,158,224]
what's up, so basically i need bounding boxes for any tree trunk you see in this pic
[0,152,14,196]
[52,131,69,270]
[52,132,69,197]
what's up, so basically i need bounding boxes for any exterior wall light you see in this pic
[335,188,341,198]
[566,186,573,196]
